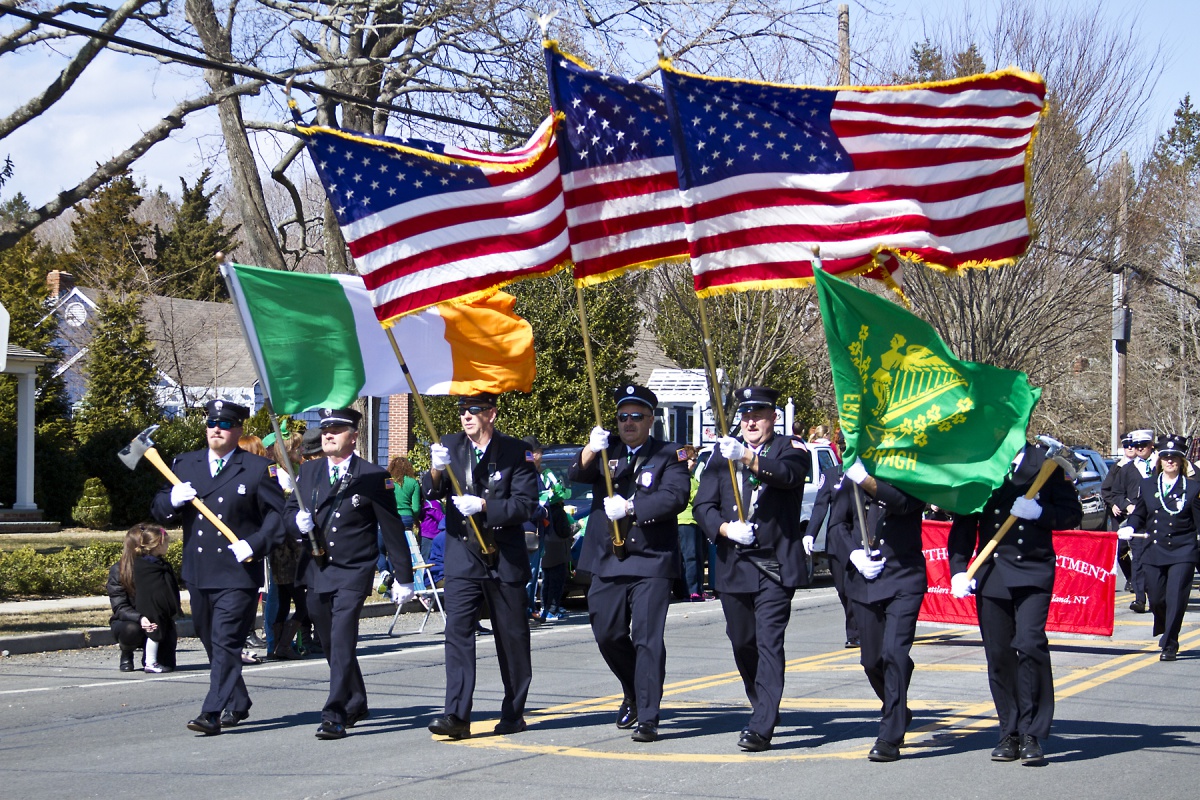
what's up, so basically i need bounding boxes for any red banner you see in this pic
[919,521,1117,636]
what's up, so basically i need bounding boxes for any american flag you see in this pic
[544,43,688,285]
[299,117,570,323]
[660,66,1047,296]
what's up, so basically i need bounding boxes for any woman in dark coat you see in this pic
[1119,434,1200,661]
[131,523,182,673]
[107,527,147,672]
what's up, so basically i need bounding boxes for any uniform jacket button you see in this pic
[335,512,341,518]
[197,531,202,536]
[217,547,223,553]
[217,514,223,520]
[1017,539,1023,545]
[218,497,223,503]
[332,527,338,533]
[1017,525,1024,531]
[197,547,203,552]
[1016,555,1023,561]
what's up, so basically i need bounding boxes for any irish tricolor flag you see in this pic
[222,262,535,414]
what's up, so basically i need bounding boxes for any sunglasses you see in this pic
[617,412,647,422]
[459,405,493,416]
[206,419,235,430]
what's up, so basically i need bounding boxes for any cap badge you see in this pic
[626,386,634,395]
[743,389,752,398]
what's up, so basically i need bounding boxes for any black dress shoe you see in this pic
[1161,647,1178,661]
[493,717,527,734]
[315,721,346,740]
[118,649,135,672]
[845,638,861,648]
[1129,602,1148,613]
[616,699,638,729]
[868,738,900,762]
[737,730,771,752]
[346,709,370,728]
[631,721,658,742]
[1019,734,1044,763]
[428,714,472,739]
[1124,581,1134,593]
[220,709,250,728]
[991,734,1019,761]
[187,713,222,736]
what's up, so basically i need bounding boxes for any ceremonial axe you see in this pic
[965,434,1082,581]
[118,425,241,545]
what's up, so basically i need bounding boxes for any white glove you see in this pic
[452,494,484,516]
[229,539,254,563]
[587,426,611,454]
[430,443,451,471]
[1010,496,1043,520]
[850,549,885,579]
[276,470,293,492]
[170,482,197,508]
[950,571,976,598]
[718,436,746,462]
[802,534,815,555]
[1117,526,1134,541]
[295,510,314,534]
[603,495,630,521]
[844,458,869,485]
[390,582,416,605]
[724,520,757,546]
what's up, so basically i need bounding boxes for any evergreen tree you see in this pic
[73,291,160,441]
[154,170,240,301]
[0,194,70,428]
[67,169,153,291]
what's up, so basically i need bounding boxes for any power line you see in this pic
[0,5,531,139]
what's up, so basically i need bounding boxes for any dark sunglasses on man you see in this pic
[206,418,236,430]
[459,405,492,416]
[617,412,647,422]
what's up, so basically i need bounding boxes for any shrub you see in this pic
[0,541,132,598]
[72,477,112,529]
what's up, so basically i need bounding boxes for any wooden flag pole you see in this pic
[696,296,746,522]
[384,328,497,563]
[574,286,627,555]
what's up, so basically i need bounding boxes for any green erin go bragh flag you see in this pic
[813,268,1040,515]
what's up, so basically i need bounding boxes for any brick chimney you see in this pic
[46,270,75,299]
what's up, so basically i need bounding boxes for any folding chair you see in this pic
[389,529,446,636]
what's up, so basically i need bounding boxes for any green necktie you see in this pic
[331,465,341,485]
[214,457,224,476]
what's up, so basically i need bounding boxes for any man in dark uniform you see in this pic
[1119,433,1200,661]
[825,459,926,762]
[567,384,690,744]
[285,407,415,739]
[693,386,808,752]
[806,462,860,648]
[1108,429,1156,612]
[1100,434,1138,596]
[150,399,285,735]
[948,442,1082,764]
[423,393,538,739]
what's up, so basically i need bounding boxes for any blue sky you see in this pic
[0,0,1194,209]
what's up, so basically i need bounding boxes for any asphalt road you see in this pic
[1,585,1197,799]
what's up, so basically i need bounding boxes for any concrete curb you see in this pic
[0,601,407,657]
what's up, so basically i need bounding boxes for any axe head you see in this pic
[118,424,161,471]
[1035,434,1081,480]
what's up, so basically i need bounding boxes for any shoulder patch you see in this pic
[676,448,688,461]
[385,478,395,490]
[525,450,536,462]
[268,464,278,478]
[791,438,808,450]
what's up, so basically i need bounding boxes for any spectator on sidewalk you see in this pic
[132,524,182,674]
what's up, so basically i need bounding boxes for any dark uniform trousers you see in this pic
[809,466,858,642]
[1126,475,1200,652]
[853,591,923,744]
[693,434,809,741]
[422,430,538,724]
[949,445,1081,744]
[719,573,794,736]
[977,588,1053,740]
[286,454,414,726]
[151,446,285,718]
[569,436,691,727]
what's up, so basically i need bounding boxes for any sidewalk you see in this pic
[0,592,405,656]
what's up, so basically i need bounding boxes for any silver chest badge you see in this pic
[639,471,654,488]
[238,484,246,495]
[352,494,361,508]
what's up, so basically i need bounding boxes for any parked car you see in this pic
[1068,446,1109,531]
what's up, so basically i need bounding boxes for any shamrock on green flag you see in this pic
[813,267,1040,515]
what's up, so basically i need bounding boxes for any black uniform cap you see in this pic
[1158,433,1189,457]
[456,392,498,408]
[318,407,362,429]
[205,399,250,424]
[614,384,657,410]
[735,385,780,411]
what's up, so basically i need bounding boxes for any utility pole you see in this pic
[1111,151,1131,453]
[837,5,851,83]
